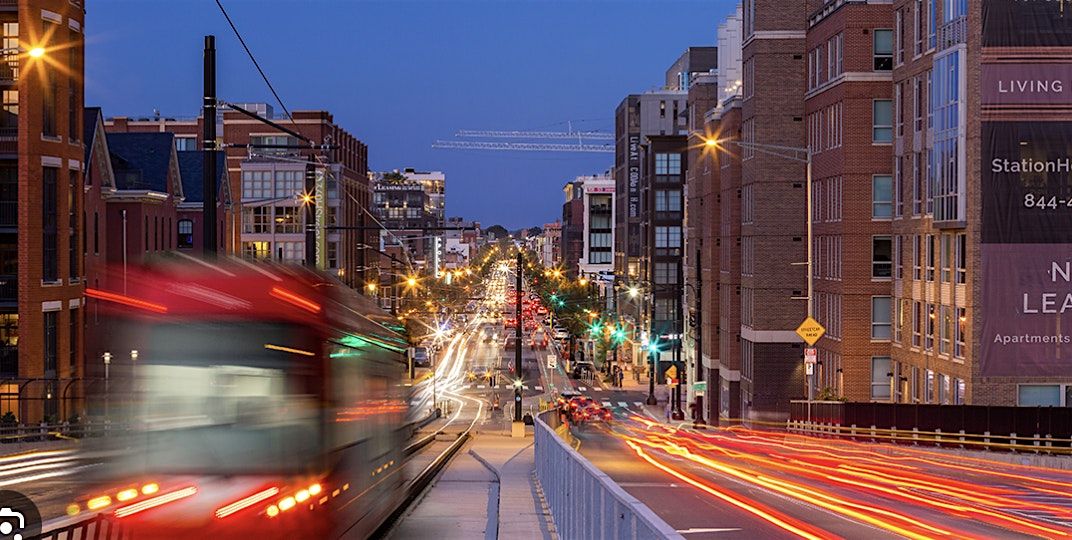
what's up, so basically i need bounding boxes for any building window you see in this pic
[955,307,966,359]
[241,206,271,234]
[42,65,57,137]
[894,235,904,279]
[654,153,682,176]
[871,357,892,401]
[873,29,893,71]
[175,137,197,151]
[931,51,964,222]
[274,170,303,197]
[871,296,892,340]
[177,219,194,249]
[873,236,892,278]
[274,206,301,234]
[0,313,16,377]
[872,175,892,219]
[242,171,272,200]
[654,226,681,248]
[939,305,952,356]
[872,100,893,143]
[44,311,57,376]
[42,168,58,282]
[654,190,681,212]
[954,378,965,405]
[925,303,936,350]
[1018,385,1062,407]
[68,170,78,279]
[654,262,678,285]
[277,241,304,262]
[926,234,935,281]
[912,235,922,280]
[93,212,99,254]
[327,241,338,269]
[69,308,78,368]
[241,241,270,260]
[941,234,953,282]
[955,233,967,284]
[925,370,934,403]
[912,301,922,348]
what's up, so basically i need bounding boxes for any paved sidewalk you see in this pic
[391,433,555,540]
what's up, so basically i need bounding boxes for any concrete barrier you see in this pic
[534,413,683,540]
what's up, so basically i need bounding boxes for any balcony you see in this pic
[938,16,967,51]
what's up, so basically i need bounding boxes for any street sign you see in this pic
[804,347,817,365]
[546,354,557,370]
[795,317,826,346]
[665,364,678,381]
[693,381,707,392]
[805,362,814,376]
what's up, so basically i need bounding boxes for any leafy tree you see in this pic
[485,225,509,239]
[381,171,408,184]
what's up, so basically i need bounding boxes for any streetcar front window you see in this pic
[123,322,322,475]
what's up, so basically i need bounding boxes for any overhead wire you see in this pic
[213,0,417,274]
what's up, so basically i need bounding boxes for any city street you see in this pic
[569,410,1072,539]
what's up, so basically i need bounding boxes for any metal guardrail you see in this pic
[534,413,683,540]
[33,513,126,540]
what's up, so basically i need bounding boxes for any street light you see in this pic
[706,135,816,405]
[28,47,45,59]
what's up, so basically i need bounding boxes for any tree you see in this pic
[486,225,509,239]
[381,171,408,184]
[526,226,543,237]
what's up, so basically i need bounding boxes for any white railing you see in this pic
[534,413,683,540]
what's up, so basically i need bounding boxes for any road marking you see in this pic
[677,528,742,535]
[593,387,603,392]
[601,401,612,407]
[633,402,643,407]
[618,402,627,407]
[579,386,587,391]
[477,385,485,389]
[523,386,529,390]
[535,386,543,391]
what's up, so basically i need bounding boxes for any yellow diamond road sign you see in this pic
[795,317,826,346]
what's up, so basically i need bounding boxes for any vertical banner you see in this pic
[315,168,327,270]
[980,122,1072,377]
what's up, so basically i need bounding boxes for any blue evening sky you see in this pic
[86,0,737,229]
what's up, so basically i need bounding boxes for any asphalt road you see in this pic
[569,405,1072,539]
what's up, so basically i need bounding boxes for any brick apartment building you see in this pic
[641,135,687,382]
[105,106,372,289]
[683,72,721,421]
[739,0,810,419]
[805,0,895,402]
[713,97,745,420]
[560,179,584,278]
[175,150,232,254]
[1,0,86,422]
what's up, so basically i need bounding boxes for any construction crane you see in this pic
[432,121,614,153]
[456,129,613,140]
[432,140,613,153]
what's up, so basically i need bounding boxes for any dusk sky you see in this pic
[85,0,737,229]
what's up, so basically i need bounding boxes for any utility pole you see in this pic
[672,256,685,420]
[202,36,217,257]
[514,251,523,423]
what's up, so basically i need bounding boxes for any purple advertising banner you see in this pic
[980,244,1072,377]
[984,0,1072,47]
[982,122,1072,244]
[982,64,1072,105]
[982,121,1072,377]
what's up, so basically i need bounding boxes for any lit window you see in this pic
[177,219,194,249]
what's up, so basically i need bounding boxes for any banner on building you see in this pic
[628,134,641,219]
[980,121,1072,377]
[983,0,1072,47]
[315,168,327,270]
[982,63,1072,106]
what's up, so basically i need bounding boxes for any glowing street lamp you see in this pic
[28,47,45,59]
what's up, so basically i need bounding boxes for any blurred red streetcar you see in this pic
[74,259,411,538]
